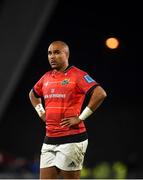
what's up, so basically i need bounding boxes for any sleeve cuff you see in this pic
[86,84,99,96]
[32,88,41,98]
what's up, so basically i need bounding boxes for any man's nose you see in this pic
[48,54,54,59]
[50,53,56,58]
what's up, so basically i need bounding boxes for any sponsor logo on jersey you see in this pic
[44,94,66,99]
[61,79,70,85]
[84,75,95,83]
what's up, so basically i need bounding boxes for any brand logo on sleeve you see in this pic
[84,75,95,83]
[44,82,49,87]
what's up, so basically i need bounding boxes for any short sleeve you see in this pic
[33,75,45,97]
[77,72,99,94]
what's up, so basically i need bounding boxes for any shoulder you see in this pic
[38,70,52,80]
[44,70,52,76]
[71,66,87,76]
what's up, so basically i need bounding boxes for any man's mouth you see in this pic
[51,61,57,66]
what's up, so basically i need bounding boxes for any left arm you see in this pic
[86,85,107,112]
[60,86,107,127]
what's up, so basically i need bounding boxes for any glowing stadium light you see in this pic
[105,37,119,49]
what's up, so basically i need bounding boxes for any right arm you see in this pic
[29,89,46,122]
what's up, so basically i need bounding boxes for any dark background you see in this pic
[0,0,143,178]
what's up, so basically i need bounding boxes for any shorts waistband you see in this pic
[44,132,88,145]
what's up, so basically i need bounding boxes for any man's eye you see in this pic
[54,50,60,54]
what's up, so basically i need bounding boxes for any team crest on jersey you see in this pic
[84,75,95,83]
[61,79,70,85]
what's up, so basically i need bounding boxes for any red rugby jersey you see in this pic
[33,66,98,137]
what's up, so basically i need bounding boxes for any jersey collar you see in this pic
[51,65,74,77]
[64,65,74,73]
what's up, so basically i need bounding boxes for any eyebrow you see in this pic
[48,49,62,53]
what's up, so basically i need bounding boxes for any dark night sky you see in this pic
[0,0,143,169]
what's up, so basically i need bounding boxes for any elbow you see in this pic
[97,91,107,102]
[29,89,33,101]
[102,90,107,100]
[94,86,107,100]
[96,86,107,102]
[100,86,107,101]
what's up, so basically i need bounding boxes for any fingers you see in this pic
[60,118,72,127]
[60,117,80,127]
[41,113,46,122]
[60,118,71,127]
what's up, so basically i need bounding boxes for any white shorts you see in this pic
[40,139,88,171]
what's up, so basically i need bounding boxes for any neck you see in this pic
[55,63,69,72]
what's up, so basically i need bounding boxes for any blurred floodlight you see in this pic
[105,37,119,49]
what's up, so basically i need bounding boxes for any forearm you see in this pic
[79,86,107,121]
[29,89,46,122]
[87,86,107,112]
[29,89,42,107]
